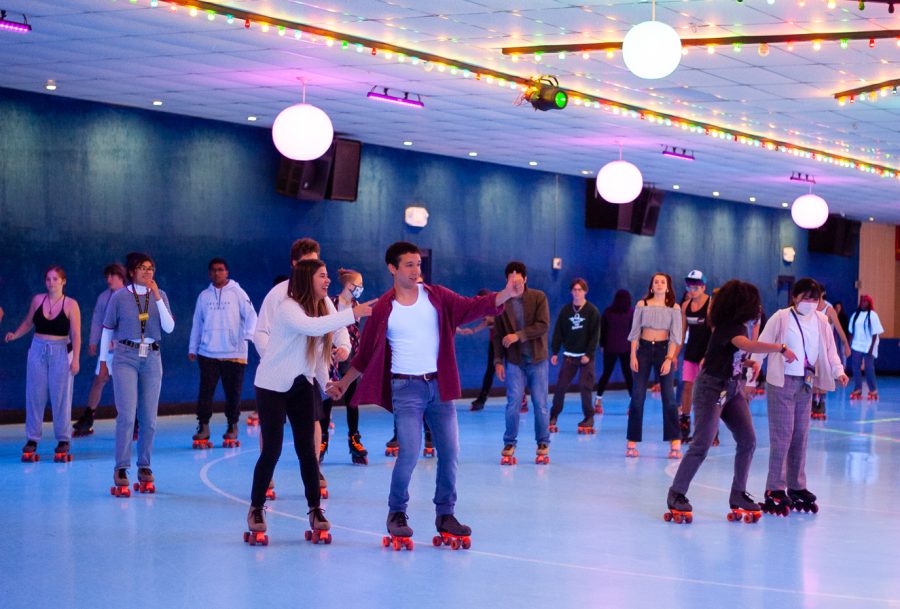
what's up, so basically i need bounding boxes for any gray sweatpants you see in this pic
[671,372,756,496]
[25,337,73,442]
[765,376,812,491]
[112,346,162,470]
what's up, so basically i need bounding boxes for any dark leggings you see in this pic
[251,376,321,509]
[321,378,360,439]
[196,355,246,425]
[596,351,633,397]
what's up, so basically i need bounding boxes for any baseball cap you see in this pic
[685,270,706,284]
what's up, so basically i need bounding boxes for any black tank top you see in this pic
[683,297,711,363]
[32,296,70,337]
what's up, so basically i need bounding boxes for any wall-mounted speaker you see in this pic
[585,180,665,236]
[807,214,860,257]
[326,139,361,202]
[275,138,361,202]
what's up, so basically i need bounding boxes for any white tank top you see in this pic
[387,284,439,374]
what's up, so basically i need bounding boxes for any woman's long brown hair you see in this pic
[288,259,333,367]
[642,273,676,308]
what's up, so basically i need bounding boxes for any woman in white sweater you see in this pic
[750,278,847,516]
[245,259,373,546]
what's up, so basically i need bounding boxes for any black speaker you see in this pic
[275,144,335,201]
[631,188,665,236]
[584,179,636,231]
[326,139,361,202]
[808,215,860,257]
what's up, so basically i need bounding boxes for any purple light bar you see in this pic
[0,18,31,33]
[367,91,424,108]
[662,148,694,161]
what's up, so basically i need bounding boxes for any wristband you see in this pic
[780,344,787,354]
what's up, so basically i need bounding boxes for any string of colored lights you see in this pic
[834,78,900,104]
[135,0,900,181]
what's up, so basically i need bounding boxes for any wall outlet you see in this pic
[552,257,563,270]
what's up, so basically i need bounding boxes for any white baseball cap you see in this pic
[685,270,706,284]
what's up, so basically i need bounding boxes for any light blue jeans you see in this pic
[111,346,162,470]
[503,359,550,446]
[389,378,459,516]
[25,337,73,442]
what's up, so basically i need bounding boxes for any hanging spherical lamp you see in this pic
[791,193,829,229]
[596,160,643,204]
[272,103,334,161]
[622,20,682,80]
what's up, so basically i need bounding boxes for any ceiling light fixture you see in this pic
[621,0,682,79]
[272,79,334,161]
[402,141,413,146]
[673,184,680,190]
[662,146,695,161]
[528,161,538,166]
[152,100,163,106]
[834,77,900,105]
[468,152,478,157]
[518,76,567,111]
[596,144,644,204]
[367,87,425,109]
[44,80,57,91]
[0,10,31,33]
[247,116,257,121]
[789,172,816,184]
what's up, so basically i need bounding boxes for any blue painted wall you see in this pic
[0,87,860,410]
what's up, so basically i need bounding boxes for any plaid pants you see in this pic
[765,376,812,491]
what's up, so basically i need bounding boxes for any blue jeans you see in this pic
[849,350,877,393]
[389,378,459,516]
[111,346,162,470]
[627,340,679,442]
[503,359,550,446]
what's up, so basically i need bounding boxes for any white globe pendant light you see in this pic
[622,1,682,80]
[791,193,829,229]
[596,159,643,204]
[272,81,334,160]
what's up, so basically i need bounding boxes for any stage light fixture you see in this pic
[366,87,425,109]
[789,171,816,184]
[662,146,695,161]
[518,76,568,111]
[0,10,31,33]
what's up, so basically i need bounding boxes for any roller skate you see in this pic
[266,478,276,501]
[755,386,765,395]
[663,488,693,524]
[712,431,720,447]
[304,507,332,544]
[21,440,39,462]
[243,506,268,546]
[318,436,329,464]
[594,396,603,415]
[576,416,596,435]
[422,430,435,458]
[383,511,414,551]
[191,423,212,449]
[133,420,139,442]
[867,391,879,401]
[668,441,682,460]
[811,396,827,420]
[385,435,399,458]
[246,411,259,426]
[548,417,559,433]
[72,409,94,437]
[679,414,692,444]
[520,396,528,413]
[222,423,240,448]
[787,488,819,514]
[349,432,368,465]
[761,490,792,517]
[849,389,863,400]
[500,444,517,465]
[535,442,550,464]
[110,468,131,497]
[727,490,762,523]
[133,467,156,494]
[319,471,328,499]
[470,398,485,412]
[53,441,73,463]
[433,514,472,550]
[650,383,661,398]
[625,442,639,458]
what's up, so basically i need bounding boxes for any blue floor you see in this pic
[2,381,900,609]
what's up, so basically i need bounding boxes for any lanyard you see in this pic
[131,284,151,340]
[790,309,811,367]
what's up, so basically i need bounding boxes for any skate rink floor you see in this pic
[1,380,899,609]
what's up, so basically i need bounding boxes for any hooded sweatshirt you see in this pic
[189,280,258,360]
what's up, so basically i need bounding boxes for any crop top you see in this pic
[626,300,683,345]
[33,296,70,337]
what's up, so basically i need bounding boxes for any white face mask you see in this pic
[796,302,817,316]
[350,285,364,300]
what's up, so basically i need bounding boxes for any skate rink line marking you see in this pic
[854,417,900,425]
[201,446,898,605]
